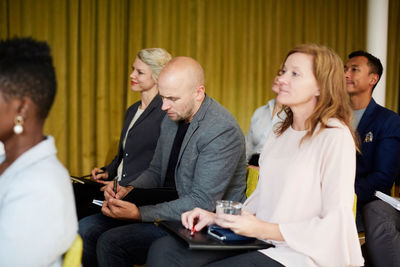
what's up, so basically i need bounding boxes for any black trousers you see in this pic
[73,182,104,220]
[146,235,283,267]
[363,200,400,267]
[73,182,179,220]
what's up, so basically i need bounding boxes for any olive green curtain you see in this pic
[0,0,397,176]
[386,0,400,111]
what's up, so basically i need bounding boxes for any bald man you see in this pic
[79,57,247,267]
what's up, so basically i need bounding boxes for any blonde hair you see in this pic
[276,44,356,144]
[137,48,172,81]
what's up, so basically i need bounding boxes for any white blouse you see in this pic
[244,118,364,267]
[0,136,77,267]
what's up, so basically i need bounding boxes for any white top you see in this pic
[244,119,364,267]
[351,108,366,129]
[245,99,285,162]
[0,136,78,267]
[117,107,144,181]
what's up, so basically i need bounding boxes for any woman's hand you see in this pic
[181,208,216,232]
[101,182,133,201]
[215,210,284,241]
[91,167,109,183]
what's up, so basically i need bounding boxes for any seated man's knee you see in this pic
[363,200,391,224]
[79,215,101,236]
[147,236,182,266]
[97,230,117,255]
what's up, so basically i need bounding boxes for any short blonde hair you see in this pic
[276,44,355,144]
[137,48,172,81]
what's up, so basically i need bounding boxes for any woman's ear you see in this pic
[15,97,30,118]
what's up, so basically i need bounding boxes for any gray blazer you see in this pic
[129,95,247,221]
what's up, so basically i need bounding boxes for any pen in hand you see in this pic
[190,225,196,237]
[71,171,105,180]
[113,178,118,194]
[91,171,105,179]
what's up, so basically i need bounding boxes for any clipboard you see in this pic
[158,220,274,250]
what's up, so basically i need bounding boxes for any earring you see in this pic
[13,115,24,135]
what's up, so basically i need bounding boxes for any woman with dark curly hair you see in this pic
[0,37,77,266]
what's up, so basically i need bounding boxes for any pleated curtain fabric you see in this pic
[0,0,398,176]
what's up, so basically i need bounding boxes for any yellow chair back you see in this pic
[246,167,259,198]
[353,194,357,219]
[62,235,83,267]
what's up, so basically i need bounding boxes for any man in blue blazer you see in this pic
[79,57,247,266]
[345,51,400,231]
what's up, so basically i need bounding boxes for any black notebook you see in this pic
[158,220,274,251]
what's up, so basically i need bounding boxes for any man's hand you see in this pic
[101,182,133,201]
[181,207,216,232]
[101,198,141,221]
[91,167,109,184]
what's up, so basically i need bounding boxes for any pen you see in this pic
[190,225,196,237]
[113,178,118,194]
[87,171,105,179]
[71,171,105,180]
[70,177,85,184]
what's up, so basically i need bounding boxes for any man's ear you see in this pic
[195,85,205,101]
[369,73,379,87]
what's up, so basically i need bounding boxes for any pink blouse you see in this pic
[244,118,364,267]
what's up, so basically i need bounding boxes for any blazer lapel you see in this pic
[176,96,211,165]
[127,95,162,135]
[121,101,141,139]
[357,98,377,136]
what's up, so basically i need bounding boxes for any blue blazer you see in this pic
[355,98,400,209]
[105,95,166,185]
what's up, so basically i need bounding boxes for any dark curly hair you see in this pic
[0,37,56,119]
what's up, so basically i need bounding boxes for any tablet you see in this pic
[158,220,274,251]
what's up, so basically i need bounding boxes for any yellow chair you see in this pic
[353,194,357,219]
[62,235,83,267]
[246,167,259,197]
[353,194,366,245]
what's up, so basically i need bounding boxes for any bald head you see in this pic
[158,56,206,122]
[159,56,204,90]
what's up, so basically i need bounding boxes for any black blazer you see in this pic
[104,95,165,185]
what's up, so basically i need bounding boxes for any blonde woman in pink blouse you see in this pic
[146,44,364,267]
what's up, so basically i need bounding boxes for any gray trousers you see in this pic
[146,235,283,267]
[363,200,400,267]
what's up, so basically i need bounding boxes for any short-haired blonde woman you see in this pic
[75,48,172,219]
[91,48,172,185]
[77,48,172,267]
[146,44,364,267]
